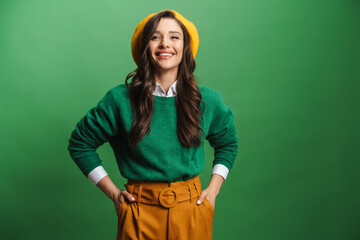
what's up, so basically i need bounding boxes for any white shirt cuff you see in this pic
[87,166,108,185]
[212,164,229,181]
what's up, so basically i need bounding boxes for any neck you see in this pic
[153,67,178,94]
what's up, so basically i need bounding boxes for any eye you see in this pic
[171,36,180,39]
[151,35,159,40]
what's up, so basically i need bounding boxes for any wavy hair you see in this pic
[125,10,204,148]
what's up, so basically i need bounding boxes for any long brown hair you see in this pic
[125,10,204,148]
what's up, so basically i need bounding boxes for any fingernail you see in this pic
[131,197,135,201]
[197,200,201,205]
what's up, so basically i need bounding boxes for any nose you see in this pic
[160,37,169,48]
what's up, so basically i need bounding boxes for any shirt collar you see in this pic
[153,80,177,97]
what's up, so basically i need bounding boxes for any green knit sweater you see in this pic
[67,84,238,182]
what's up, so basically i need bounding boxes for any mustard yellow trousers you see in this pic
[116,175,214,240]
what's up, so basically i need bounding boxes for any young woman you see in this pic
[68,9,238,240]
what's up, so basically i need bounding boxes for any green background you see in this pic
[1,0,359,239]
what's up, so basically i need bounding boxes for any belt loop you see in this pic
[137,186,143,206]
[128,184,134,195]
[194,182,201,197]
[137,186,142,218]
[187,183,192,204]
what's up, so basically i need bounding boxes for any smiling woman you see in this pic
[67,9,238,240]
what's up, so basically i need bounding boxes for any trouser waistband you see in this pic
[124,176,202,208]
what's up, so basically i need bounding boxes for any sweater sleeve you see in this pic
[206,90,238,174]
[67,90,121,177]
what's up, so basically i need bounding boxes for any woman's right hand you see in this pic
[95,175,136,216]
[112,189,136,216]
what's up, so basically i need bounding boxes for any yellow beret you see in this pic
[131,10,199,66]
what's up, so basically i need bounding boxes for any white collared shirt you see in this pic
[153,80,178,97]
[88,80,229,185]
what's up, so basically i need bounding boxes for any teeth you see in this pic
[159,53,173,56]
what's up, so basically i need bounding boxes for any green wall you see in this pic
[0,0,359,239]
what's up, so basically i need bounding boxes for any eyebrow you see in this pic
[154,30,182,36]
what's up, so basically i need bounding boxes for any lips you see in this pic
[155,51,175,60]
[156,51,175,56]
[158,53,173,56]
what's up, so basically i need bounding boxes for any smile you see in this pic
[159,53,173,56]
[156,53,174,59]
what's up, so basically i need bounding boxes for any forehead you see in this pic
[154,18,183,34]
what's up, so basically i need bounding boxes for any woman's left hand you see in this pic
[197,188,217,208]
[196,173,225,209]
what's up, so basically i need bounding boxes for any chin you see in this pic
[155,63,180,72]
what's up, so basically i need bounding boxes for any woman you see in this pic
[68,9,238,240]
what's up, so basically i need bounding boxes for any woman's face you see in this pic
[148,18,184,74]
